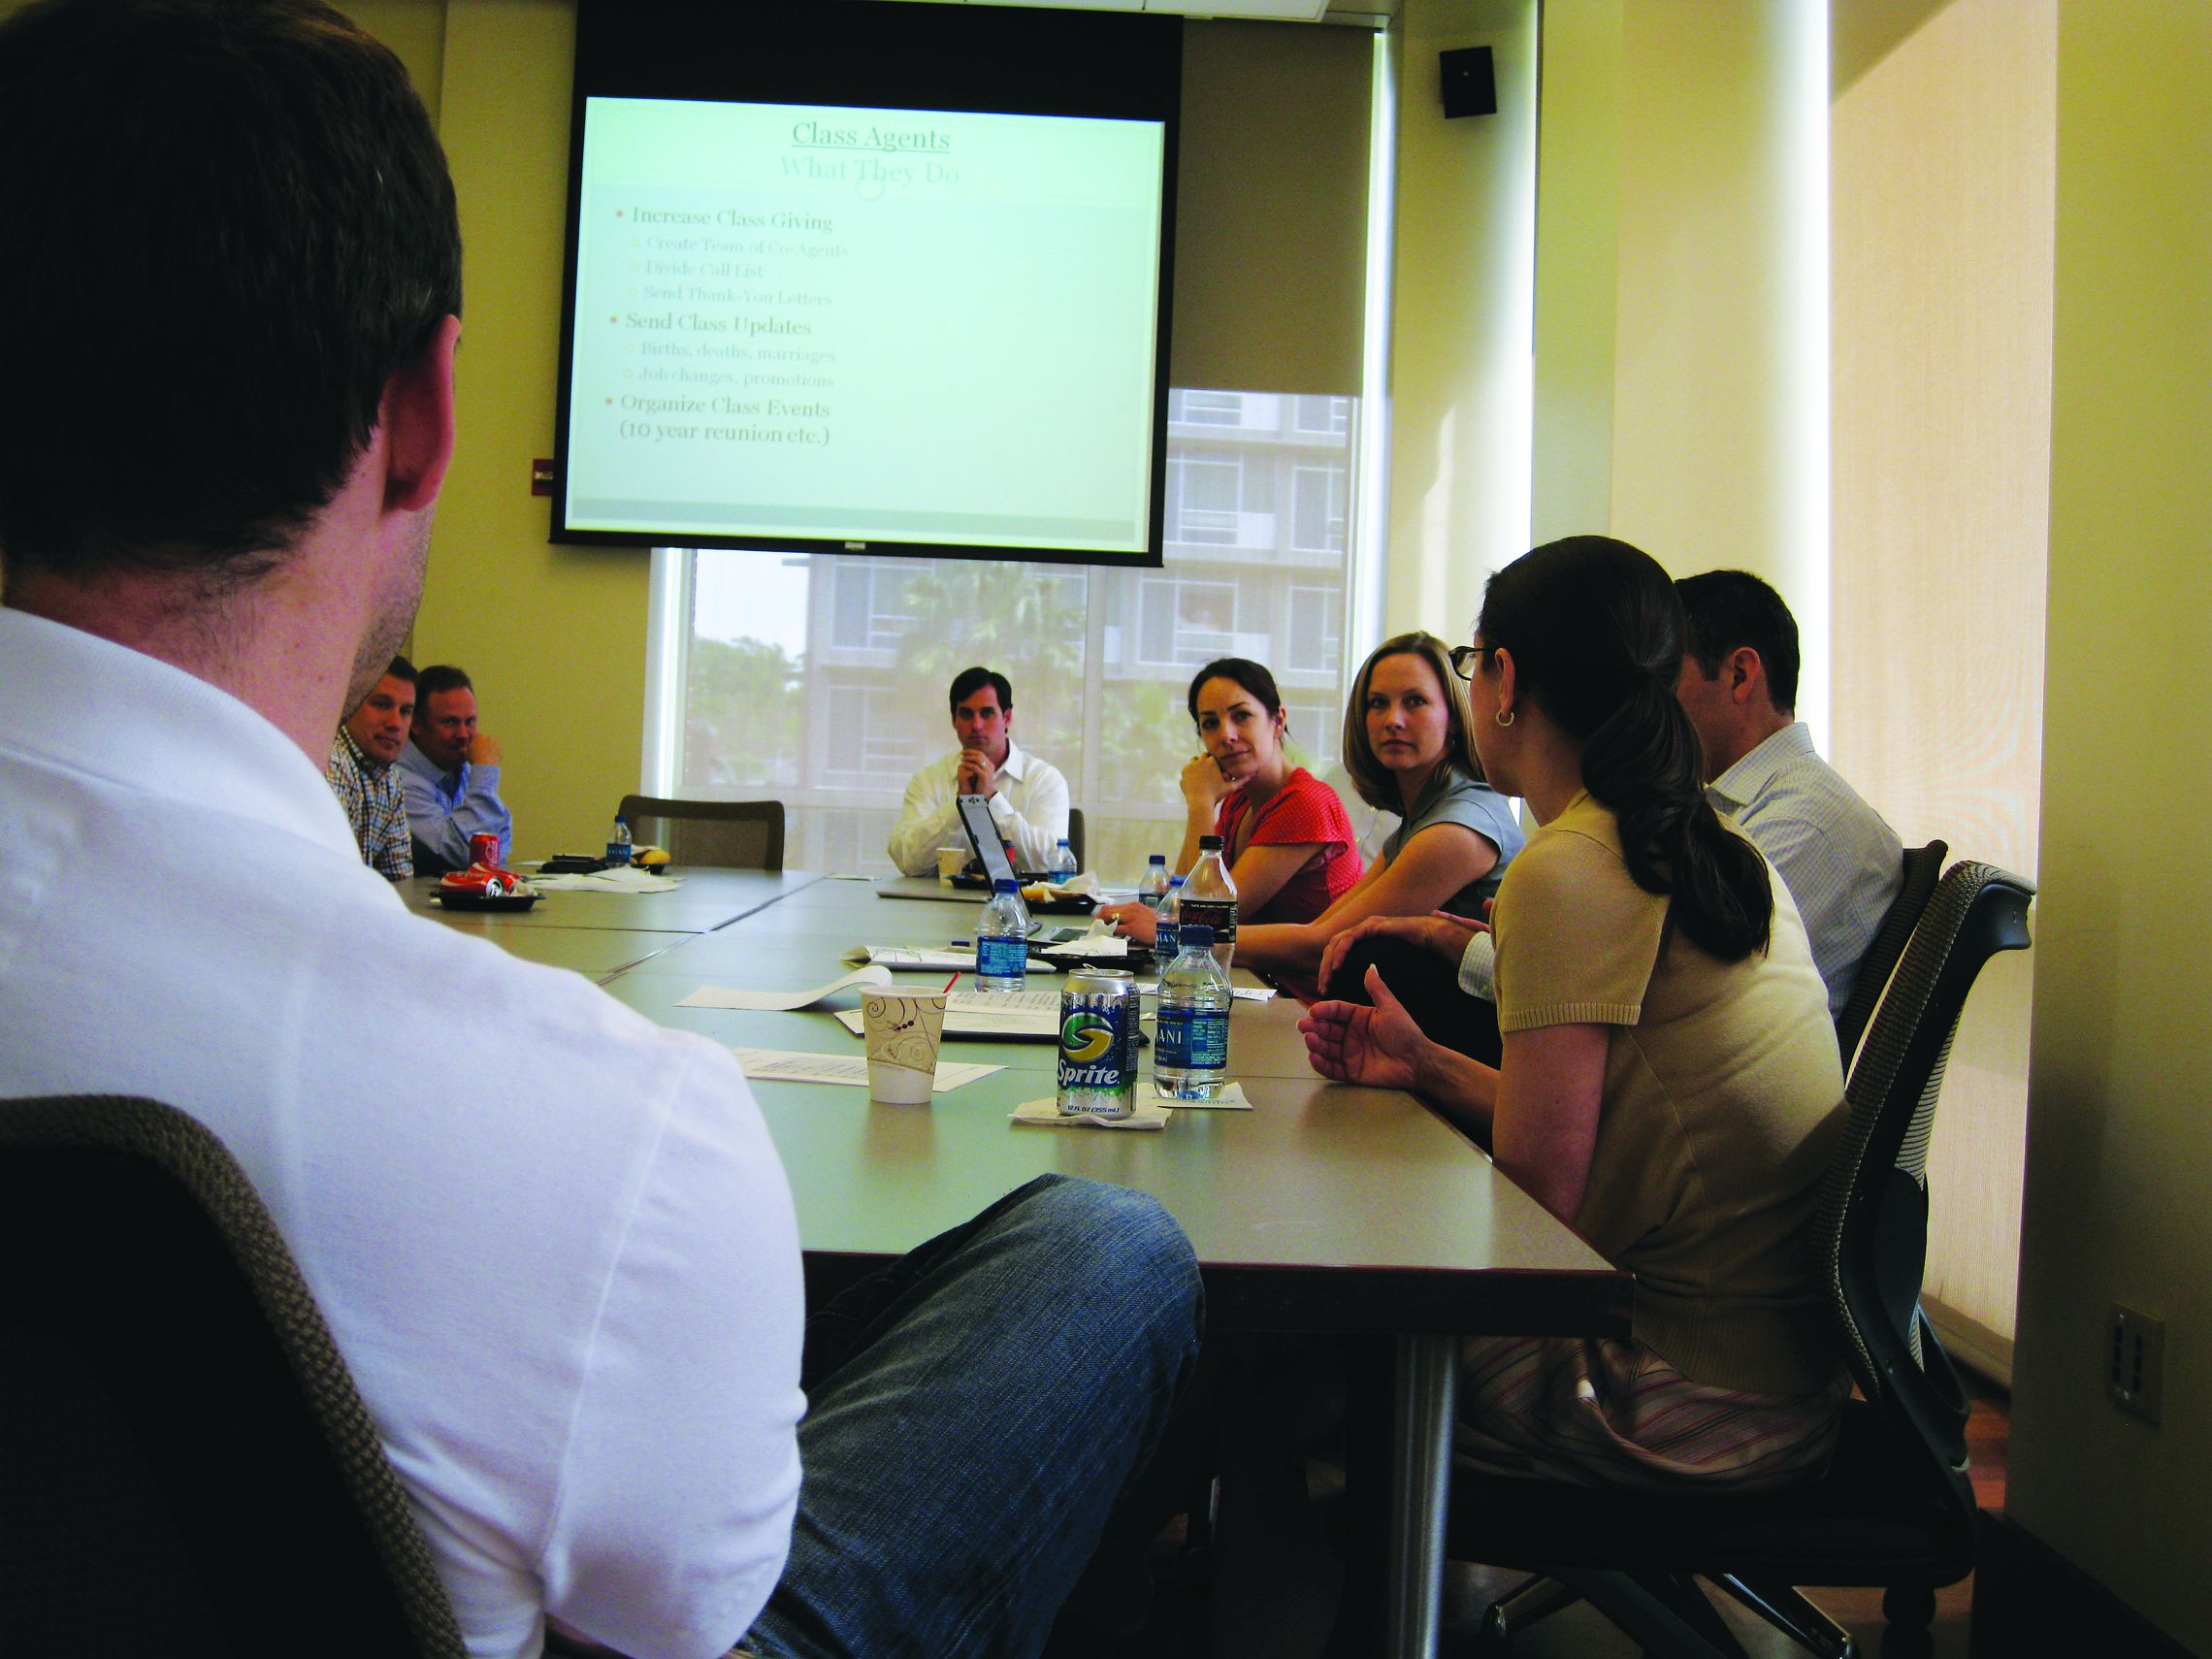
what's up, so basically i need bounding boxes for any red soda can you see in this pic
[469,832,501,869]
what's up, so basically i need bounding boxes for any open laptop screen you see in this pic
[956,794,1024,888]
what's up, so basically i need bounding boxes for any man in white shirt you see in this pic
[1674,569,1904,1019]
[0,6,1196,1657]
[886,666,1072,876]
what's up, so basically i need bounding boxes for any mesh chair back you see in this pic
[619,794,786,870]
[1811,862,2033,1466]
[1835,838,1950,1069]
[0,1095,467,1658]
[1066,806,1087,872]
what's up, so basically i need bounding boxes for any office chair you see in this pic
[1449,861,2034,1659]
[619,794,786,870]
[1067,805,1087,872]
[0,1094,467,1659]
[1834,839,1950,1071]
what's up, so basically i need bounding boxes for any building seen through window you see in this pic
[667,389,1380,878]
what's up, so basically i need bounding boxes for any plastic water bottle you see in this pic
[978,877,1029,994]
[1048,837,1079,886]
[1139,854,1170,908]
[1155,923,1231,1100]
[1180,834,1239,975]
[1155,874,1187,963]
[605,814,633,867]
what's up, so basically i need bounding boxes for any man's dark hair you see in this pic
[414,665,473,708]
[1675,569,1801,714]
[0,0,463,591]
[386,655,418,687]
[948,667,1013,716]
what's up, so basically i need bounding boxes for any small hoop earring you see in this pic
[1494,708,1515,728]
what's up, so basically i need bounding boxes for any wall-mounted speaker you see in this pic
[1440,46,1496,119]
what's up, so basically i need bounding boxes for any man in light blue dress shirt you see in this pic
[1675,570,1903,1018]
[399,662,513,872]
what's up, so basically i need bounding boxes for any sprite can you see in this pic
[1057,968,1139,1119]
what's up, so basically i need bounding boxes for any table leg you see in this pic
[1383,1331,1457,1659]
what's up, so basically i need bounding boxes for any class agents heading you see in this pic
[791,119,952,153]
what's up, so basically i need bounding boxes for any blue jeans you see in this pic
[742,1175,1203,1659]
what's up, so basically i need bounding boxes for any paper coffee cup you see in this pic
[862,989,947,1105]
[936,846,967,884]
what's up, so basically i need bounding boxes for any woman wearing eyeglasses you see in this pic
[1304,537,1848,1490]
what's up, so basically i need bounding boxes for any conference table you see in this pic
[412,865,1632,1658]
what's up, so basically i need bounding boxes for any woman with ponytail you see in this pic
[1303,537,1850,1489]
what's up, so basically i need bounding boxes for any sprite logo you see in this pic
[1060,1014,1114,1062]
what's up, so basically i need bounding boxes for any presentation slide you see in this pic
[561,97,1165,556]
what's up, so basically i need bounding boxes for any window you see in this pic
[1286,584,1343,674]
[1294,395,1350,437]
[1291,464,1348,554]
[656,387,1371,879]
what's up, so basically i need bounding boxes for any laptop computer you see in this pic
[953,793,1042,888]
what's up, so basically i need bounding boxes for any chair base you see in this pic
[1475,1569,1880,1659]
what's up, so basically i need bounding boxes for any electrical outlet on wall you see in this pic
[2108,1303,2165,1425]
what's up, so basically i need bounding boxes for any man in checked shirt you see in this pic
[327,654,418,881]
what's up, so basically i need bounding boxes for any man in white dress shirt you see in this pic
[0,6,1194,1656]
[885,665,1072,876]
[1675,569,1904,1017]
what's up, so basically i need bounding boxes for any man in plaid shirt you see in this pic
[327,655,417,881]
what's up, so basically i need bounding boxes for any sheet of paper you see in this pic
[834,989,1062,1039]
[841,944,978,971]
[678,966,892,1012]
[731,1046,1001,1092]
[1010,1097,1172,1130]
[1127,981,1278,1003]
[530,866,684,894]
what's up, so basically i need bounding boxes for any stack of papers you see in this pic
[834,989,1063,1040]
[842,945,978,972]
[731,1047,1001,1092]
[530,866,683,894]
[679,968,890,1012]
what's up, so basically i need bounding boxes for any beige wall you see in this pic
[1830,0,2053,1375]
[348,1,655,862]
[2010,2,2212,1647]
[1530,0,1829,714]
[1382,0,1539,643]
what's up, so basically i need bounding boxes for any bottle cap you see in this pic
[992,877,1018,894]
[1180,924,1214,950]
[1148,853,1166,864]
[1168,875,1185,887]
[1199,834,1223,851]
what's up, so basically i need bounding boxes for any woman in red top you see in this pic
[1100,660,1361,966]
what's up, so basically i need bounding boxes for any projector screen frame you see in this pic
[552,0,1181,570]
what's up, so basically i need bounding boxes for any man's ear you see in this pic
[1725,645,1766,707]
[380,315,461,514]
